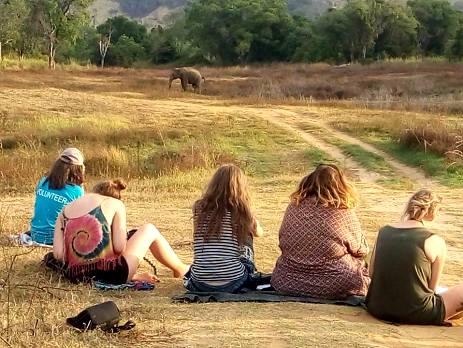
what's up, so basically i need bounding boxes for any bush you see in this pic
[400,124,463,160]
[107,35,147,67]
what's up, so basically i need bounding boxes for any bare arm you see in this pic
[53,213,65,261]
[368,243,377,278]
[111,201,127,255]
[252,218,264,238]
[344,211,369,258]
[424,235,447,292]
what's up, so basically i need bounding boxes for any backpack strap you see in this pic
[104,320,136,333]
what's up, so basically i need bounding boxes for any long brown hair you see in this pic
[194,164,255,245]
[45,159,85,190]
[291,164,358,209]
[93,179,127,200]
[403,189,442,222]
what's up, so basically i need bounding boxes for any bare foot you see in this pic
[173,264,191,278]
[132,272,160,283]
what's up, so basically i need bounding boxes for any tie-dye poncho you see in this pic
[63,206,119,280]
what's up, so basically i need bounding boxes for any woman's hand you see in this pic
[252,218,264,237]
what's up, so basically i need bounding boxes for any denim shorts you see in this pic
[184,258,256,293]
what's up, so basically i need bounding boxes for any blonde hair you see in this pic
[93,178,127,200]
[291,164,358,209]
[404,189,442,221]
[194,164,256,245]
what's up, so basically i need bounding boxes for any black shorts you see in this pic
[64,256,130,285]
[91,256,130,285]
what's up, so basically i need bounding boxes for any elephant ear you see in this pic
[171,68,180,78]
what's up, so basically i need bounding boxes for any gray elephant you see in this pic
[168,67,205,93]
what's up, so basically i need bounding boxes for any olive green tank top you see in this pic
[366,226,445,325]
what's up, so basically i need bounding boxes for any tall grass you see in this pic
[0,99,321,193]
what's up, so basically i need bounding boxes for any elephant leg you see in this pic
[181,78,188,91]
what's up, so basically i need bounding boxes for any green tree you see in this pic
[0,0,29,61]
[97,16,147,45]
[147,25,182,64]
[374,4,418,58]
[343,0,396,61]
[96,16,149,67]
[314,0,390,63]
[185,0,298,64]
[56,26,99,64]
[315,0,418,62]
[314,8,353,63]
[108,34,145,67]
[30,0,92,68]
[448,26,463,59]
[408,0,459,55]
[287,15,316,62]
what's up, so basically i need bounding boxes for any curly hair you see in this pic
[92,178,127,200]
[291,164,358,209]
[403,189,442,221]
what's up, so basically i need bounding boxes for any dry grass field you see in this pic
[1,63,463,347]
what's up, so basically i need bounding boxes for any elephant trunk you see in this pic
[168,76,174,89]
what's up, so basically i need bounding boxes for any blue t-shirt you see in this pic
[30,177,84,245]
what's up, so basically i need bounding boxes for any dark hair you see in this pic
[92,179,127,200]
[291,164,358,209]
[46,159,85,190]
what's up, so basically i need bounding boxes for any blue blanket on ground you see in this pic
[93,281,155,291]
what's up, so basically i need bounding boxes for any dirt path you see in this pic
[254,109,380,183]
[257,107,434,187]
[314,117,435,186]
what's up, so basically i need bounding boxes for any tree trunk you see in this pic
[0,41,2,62]
[350,42,355,63]
[99,32,111,69]
[48,41,56,69]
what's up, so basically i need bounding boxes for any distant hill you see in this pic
[89,0,343,27]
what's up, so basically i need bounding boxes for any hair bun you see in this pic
[113,178,127,191]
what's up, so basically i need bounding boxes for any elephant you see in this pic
[168,67,205,93]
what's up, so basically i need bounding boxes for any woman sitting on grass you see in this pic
[30,148,85,245]
[53,179,189,284]
[271,164,370,299]
[367,189,463,325]
[184,164,264,293]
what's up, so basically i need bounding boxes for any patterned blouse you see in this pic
[271,199,370,299]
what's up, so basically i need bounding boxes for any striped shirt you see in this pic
[190,209,247,284]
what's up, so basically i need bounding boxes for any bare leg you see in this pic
[440,283,463,320]
[122,223,189,282]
